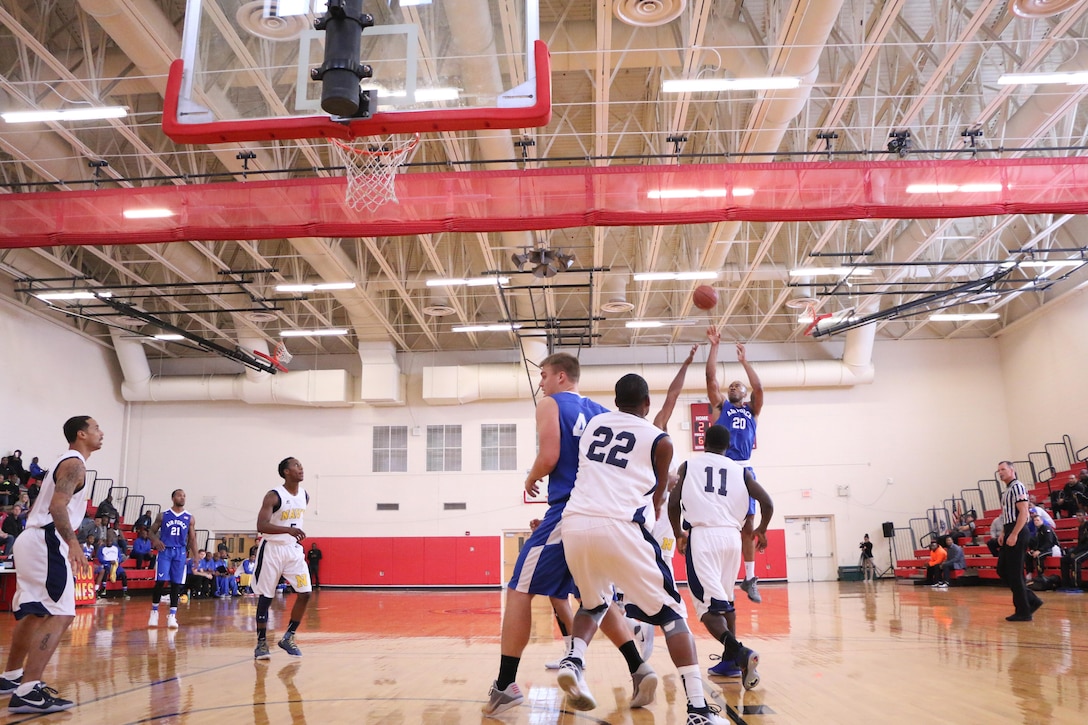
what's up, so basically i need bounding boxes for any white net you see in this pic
[331,134,420,212]
[274,341,293,366]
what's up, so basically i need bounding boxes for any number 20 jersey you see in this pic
[565,410,669,522]
[679,451,749,529]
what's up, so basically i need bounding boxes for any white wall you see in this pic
[0,299,125,484]
[997,286,1088,460]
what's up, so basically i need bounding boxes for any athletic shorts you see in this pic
[156,547,188,584]
[507,502,576,598]
[685,525,743,619]
[746,467,757,517]
[11,524,76,619]
[563,514,685,625]
[252,539,311,598]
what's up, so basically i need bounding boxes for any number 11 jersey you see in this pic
[679,450,748,529]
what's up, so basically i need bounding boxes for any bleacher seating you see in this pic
[894,449,1086,586]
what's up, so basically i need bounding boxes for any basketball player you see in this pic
[1,416,102,713]
[148,489,197,629]
[669,424,771,689]
[253,457,312,660]
[996,461,1043,621]
[705,328,764,609]
[557,374,725,725]
[484,353,654,716]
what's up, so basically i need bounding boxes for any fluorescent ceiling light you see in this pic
[906,182,1002,194]
[625,321,665,328]
[663,77,801,93]
[34,291,112,301]
[153,334,184,341]
[280,328,349,337]
[361,86,458,102]
[123,208,174,219]
[929,313,1000,322]
[426,277,509,287]
[633,271,719,281]
[275,282,357,292]
[1017,259,1085,269]
[998,71,1088,85]
[789,267,874,277]
[451,323,521,333]
[1,106,128,123]
[647,187,753,199]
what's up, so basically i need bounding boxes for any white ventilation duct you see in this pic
[600,274,635,314]
[358,341,405,405]
[423,324,876,404]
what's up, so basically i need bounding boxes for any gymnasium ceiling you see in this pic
[3,0,1088,368]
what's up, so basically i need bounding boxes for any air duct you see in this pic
[358,341,405,405]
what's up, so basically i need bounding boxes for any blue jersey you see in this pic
[548,391,609,505]
[160,509,192,549]
[715,402,757,462]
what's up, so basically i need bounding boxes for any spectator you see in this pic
[0,456,10,479]
[213,553,239,597]
[238,552,257,595]
[135,509,153,531]
[81,535,97,562]
[986,515,1004,557]
[0,474,19,508]
[1059,514,1088,589]
[941,535,965,585]
[76,511,97,545]
[926,540,948,587]
[0,504,26,556]
[1026,498,1055,534]
[950,511,977,546]
[130,528,156,570]
[106,520,128,557]
[858,534,877,582]
[307,542,323,589]
[94,533,129,599]
[1053,473,1087,519]
[190,550,215,598]
[27,456,46,485]
[8,450,28,487]
[92,513,110,545]
[1026,514,1060,580]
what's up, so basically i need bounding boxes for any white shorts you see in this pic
[563,515,686,625]
[11,525,76,618]
[685,526,742,619]
[252,539,311,598]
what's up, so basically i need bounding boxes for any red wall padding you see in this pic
[5,158,1088,249]
[306,531,786,587]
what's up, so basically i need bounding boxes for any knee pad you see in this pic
[661,618,690,639]
[577,603,609,626]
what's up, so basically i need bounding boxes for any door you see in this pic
[784,516,837,582]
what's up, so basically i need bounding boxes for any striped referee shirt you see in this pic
[1000,479,1029,525]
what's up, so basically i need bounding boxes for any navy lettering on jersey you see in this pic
[585,426,635,469]
[549,391,609,504]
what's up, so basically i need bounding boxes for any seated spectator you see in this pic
[0,457,11,479]
[82,534,98,562]
[189,550,215,598]
[1027,497,1055,533]
[106,520,128,557]
[135,509,153,531]
[0,503,25,556]
[8,450,27,487]
[941,535,965,584]
[986,515,1003,557]
[950,511,977,545]
[1027,514,1060,580]
[238,552,257,595]
[213,553,239,597]
[1060,514,1088,590]
[130,528,156,569]
[1054,473,1088,519]
[0,474,19,508]
[94,533,129,599]
[27,456,46,485]
[926,540,948,587]
[76,511,98,545]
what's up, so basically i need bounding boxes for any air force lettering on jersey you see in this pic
[159,509,192,548]
[716,402,756,463]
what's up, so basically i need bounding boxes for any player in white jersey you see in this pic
[559,374,728,725]
[252,457,312,660]
[670,424,772,690]
[2,416,102,714]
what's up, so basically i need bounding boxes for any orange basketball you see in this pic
[693,285,718,310]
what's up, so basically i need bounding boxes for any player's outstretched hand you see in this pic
[684,343,698,363]
[736,342,748,364]
[706,327,721,345]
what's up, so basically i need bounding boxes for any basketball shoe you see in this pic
[736,645,760,690]
[687,704,727,725]
[8,684,74,714]
[557,658,596,711]
[278,632,302,657]
[166,614,179,629]
[629,662,658,708]
[0,675,20,694]
[481,681,523,716]
[739,576,762,603]
[254,640,271,660]
[147,609,159,628]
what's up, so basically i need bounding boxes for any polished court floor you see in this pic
[0,581,1085,724]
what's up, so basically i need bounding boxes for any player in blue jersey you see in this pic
[705,329,765,608]
[484,353,655,716]
[148,489,197,630]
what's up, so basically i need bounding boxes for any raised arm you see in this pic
[653,344,698,431]
[51,457,91,577]
[257,490,305,542]
[650,435,675,519]
[524,396,560,498]
[705,327,725,410]
[668,462,688,553]
[737,342,764,417]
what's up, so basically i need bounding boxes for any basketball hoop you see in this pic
[253,341,293,373]
[786,297,833,336]
[331,133,420,212]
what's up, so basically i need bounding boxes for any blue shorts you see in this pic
[507,502,576,598]
[745,466,757,517]
[156,547,187,584]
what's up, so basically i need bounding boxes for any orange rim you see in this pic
[331,133,420,157]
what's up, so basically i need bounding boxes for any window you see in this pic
[426,425,462,471]
[373,426,408,472]
[481,423,517,471]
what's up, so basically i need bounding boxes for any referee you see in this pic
[995,461,1043,621]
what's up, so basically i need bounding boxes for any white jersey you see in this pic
[679,451,750,529]
[564,410,668,524]
[262,484,307,544]
[25,450,88,532]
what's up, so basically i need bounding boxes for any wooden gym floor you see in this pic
[0,581,1084,724]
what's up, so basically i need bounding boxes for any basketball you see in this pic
[693,285,718,310]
